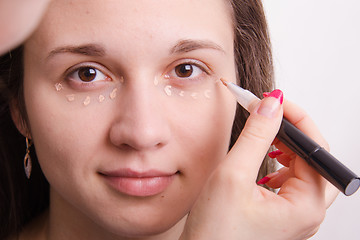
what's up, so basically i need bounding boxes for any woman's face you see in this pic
[22,0,237,237]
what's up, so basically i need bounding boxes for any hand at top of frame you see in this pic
[0,0,51,54]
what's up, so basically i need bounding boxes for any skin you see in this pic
[18,0,237,239]
[11,0,339,239]
[0,0,51,54]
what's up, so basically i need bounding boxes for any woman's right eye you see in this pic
[68,66,109,83]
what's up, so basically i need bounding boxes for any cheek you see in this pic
[24,82,108,189]
[172,88,236,181]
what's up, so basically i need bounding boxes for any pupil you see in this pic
[175,64,193,78]
[79,67,96,82]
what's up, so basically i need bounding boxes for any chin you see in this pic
[95,211,186,239]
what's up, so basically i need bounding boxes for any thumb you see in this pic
[225,90,284,186]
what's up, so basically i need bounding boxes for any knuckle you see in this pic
[241,121,272,144]
[210,165,250,191]
[296,203,326,235]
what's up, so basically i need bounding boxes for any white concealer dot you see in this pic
[66,94,75,102]
[191,92,198,99]
[164,85,172,96]
[164,74,170,79]
[110,88,118,99]
[120,76,124,83]
[154,78,159,86]
[55,83,63,91]
[98,94,105,102]
[179,91,185,97]
[204,90,211,99]
[83,96,91,106]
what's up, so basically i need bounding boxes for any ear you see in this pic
[10,99,30,138]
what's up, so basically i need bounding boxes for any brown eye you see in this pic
[78,67,97,82]
[175,64,193,78]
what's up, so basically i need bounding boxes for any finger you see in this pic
[281,100,340,206]
[268,149,294,167]
[225,90,283,186]
[273,140,299,158]
[325,182,340,208]
[278,100,329,198]
[265,167,294,189]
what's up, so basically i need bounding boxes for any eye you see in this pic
[175,64,194,78]
[78,67,97,82]
[68,66,108,83]
[171,62,205,79]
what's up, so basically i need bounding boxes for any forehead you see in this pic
[27,0,234,55]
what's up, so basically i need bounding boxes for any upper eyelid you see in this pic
[61,58,213,81]
[63,62,113,80]
[168,58,213,75]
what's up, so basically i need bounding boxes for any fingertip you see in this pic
[268,149,284,158]
[257,176,271,185]
[256,96,283,118]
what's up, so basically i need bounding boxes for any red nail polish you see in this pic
[267,89,284,104]
[268,150,284,158]
[263,92,270,98]
[257,176,271,185]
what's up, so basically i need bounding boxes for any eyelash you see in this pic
[64,63,112,91]
[165,59,212,85]
[63,59,213,91]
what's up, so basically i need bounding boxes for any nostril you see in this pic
[155,142,164,149]
[118,143,134,151]
[115,141,165,152]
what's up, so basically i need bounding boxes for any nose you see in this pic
[109,79,171,151]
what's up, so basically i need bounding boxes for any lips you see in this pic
[100,169,177,197]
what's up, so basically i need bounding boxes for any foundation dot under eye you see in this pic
[154,78,159,86]
[164,85,172,96]
[98,94,105,102]
[66,94,75,102]
[55,82,63,91]
[191,92,198,99]
[83,96,91,106]
[204,90,211,99]
[109,88,118,100]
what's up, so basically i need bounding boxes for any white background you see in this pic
[263,1,360,239]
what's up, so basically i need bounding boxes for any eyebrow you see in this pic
[46,44,106,60]
[45,39,224,60]
[170,39,225,54]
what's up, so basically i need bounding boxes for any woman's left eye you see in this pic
[68,66,108,83]
[170,63,206,79]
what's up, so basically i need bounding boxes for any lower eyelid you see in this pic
[166,73,210,89]
[169,64,208,79]
[65,76,111,91]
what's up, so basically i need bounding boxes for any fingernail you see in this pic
[257,171,280,185]
[263,92,270,98]
[267,89,283,104]
[257,99,280,118]
[257,176,271,185]
[257,89,283,117]
[268,149,284,158]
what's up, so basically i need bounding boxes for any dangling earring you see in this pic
[24,137,32,179]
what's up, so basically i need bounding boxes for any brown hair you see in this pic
[0,0,275,238]
[229,0,276,181]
